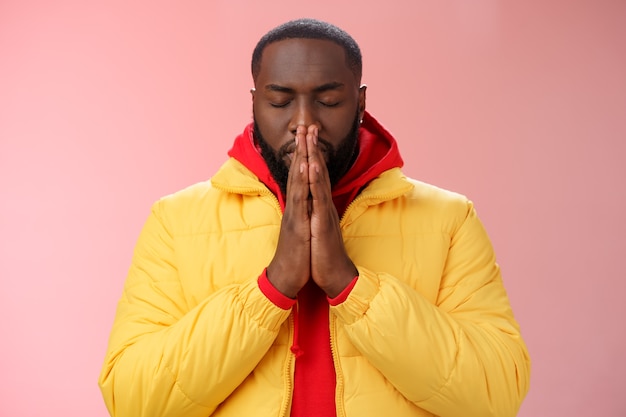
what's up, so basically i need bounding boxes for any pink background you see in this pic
[1,1,625,416]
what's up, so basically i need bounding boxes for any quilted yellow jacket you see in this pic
[98,158,530,417]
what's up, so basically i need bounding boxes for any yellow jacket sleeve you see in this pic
[331,201,530,417]
[98,201,292,417]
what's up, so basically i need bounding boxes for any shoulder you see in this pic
[373,169,471,214]
[405,178,469,209]
[363,170,474,235]
[156,159,251,213]
[144,180,216,238]
[406,177,474,233]
[148,159,276,236]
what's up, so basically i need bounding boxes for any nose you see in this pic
[289,98,318,134]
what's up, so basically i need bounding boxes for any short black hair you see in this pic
[251,18,362,83]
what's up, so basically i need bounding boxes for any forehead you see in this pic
[256,38,356,88]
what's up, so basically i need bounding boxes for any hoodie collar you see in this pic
[227,111,404,215]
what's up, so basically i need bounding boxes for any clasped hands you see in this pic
[267,125,358,299]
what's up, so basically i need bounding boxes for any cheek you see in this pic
[254,113,281,143]
[322,107,357,141]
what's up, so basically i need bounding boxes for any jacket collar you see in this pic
[211,160,413,218]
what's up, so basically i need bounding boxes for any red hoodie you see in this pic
[227,111,403,417]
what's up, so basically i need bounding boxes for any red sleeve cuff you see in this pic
[328,276,359,306]
[258,268,297,310]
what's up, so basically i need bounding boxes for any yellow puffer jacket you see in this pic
[99,158,530,417]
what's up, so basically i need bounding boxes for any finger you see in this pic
[296,124,309,174]
[307,127,329,187]
[307,127,333,207]
[285,125,310,209]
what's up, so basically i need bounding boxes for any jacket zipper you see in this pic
[329,313,347,417]
[331,187,411,416]
[279,313,296,417]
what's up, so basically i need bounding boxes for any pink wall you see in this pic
[1,1,625,416]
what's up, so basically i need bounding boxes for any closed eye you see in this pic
[318,101,340,107]
[270,101,291,108]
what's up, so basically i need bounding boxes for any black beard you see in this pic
[254,111,360,198]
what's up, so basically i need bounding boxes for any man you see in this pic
[99,18,530,417]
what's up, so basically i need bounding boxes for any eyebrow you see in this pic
[265,82,345,94]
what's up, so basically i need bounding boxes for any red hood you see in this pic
[227,111,404,215]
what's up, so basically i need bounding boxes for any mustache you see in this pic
[276,137,332,160]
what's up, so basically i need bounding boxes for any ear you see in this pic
[250,87,256,102]
[358,84,367,121]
